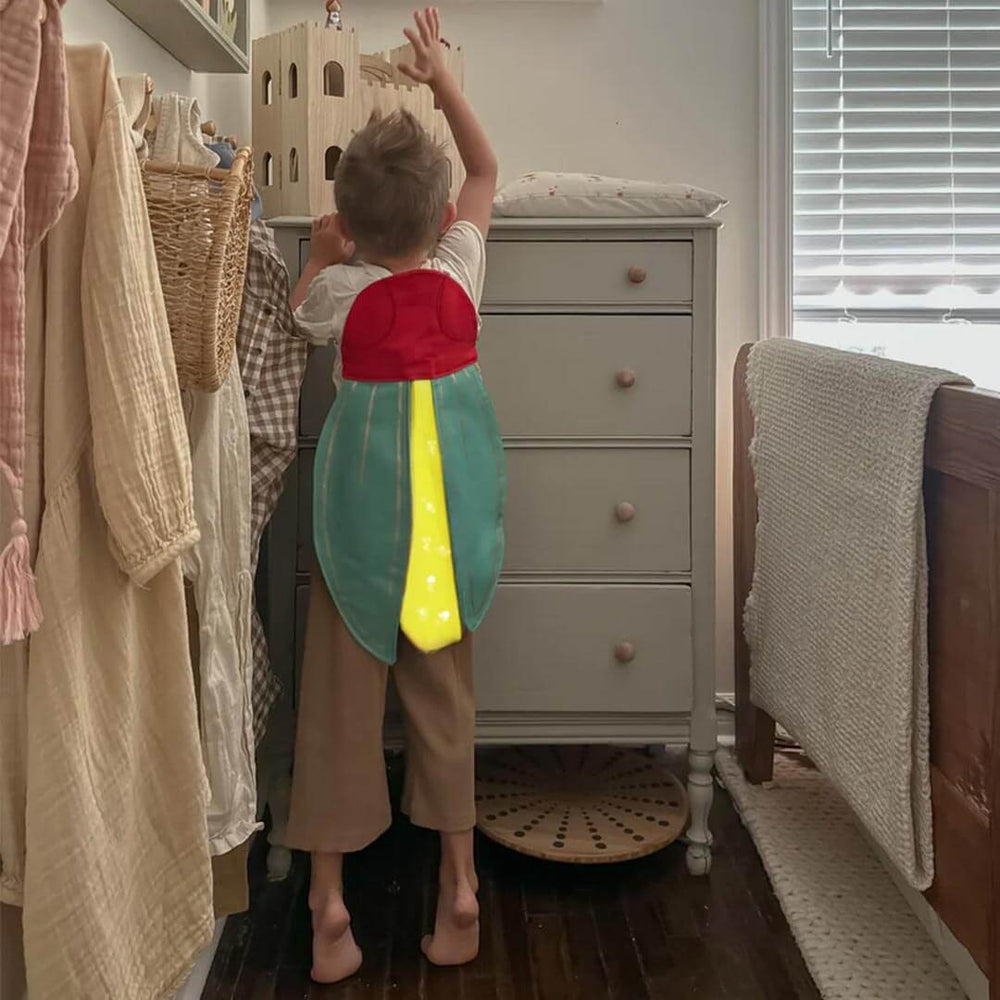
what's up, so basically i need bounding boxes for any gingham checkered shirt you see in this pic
[237,220,307,744]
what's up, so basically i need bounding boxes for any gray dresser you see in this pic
[261,217,719,874]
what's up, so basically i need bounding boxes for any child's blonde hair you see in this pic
[334,109,450,258]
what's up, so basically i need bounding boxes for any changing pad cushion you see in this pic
[492,172,728,218]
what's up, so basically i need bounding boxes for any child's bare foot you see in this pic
[310,892,363,984]
[421,875,480,966]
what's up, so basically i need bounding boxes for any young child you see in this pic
[285,8,503,985]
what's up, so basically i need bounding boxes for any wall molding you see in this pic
[758,0,793,341]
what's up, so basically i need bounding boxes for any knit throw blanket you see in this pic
[744,340,971,890]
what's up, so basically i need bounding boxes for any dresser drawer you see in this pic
[299,345,337,438]
[479,315,691,438]
[298,446,690,575]
[483,241,692,307]
[475,584,692,713]
[504,448,690,574]
[297,449,314,571]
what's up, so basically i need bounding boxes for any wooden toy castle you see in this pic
[252,20,465,219]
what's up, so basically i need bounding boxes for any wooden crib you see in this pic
[732,343,1000,997]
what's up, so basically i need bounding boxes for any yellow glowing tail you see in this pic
[399,380,462,652]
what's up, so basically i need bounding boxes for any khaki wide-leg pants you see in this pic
[285,567,476,854]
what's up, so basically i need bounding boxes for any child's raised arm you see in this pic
[398,8,498,237]
[290,213,354,313]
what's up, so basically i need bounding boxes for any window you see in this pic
[791,0,1000,388]
[288,62,298,98]
[325,145,342,180]
[289,147,299,183]
[323,60,345,97]
[262,71,273,106]
[262,152,273,187]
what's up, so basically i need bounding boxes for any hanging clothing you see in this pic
[210,140,264,223]
[118,73,154,158]
[0,223,44,912]
[0,0,78,644]
[0,0,76,904]
[148,92,219,168]
[236,219,307,742]
[180,361,260,855]
[184,581,253,917]
[5,43,212,999]
[170,93,259,854]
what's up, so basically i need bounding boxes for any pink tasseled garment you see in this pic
[0,0,77,642]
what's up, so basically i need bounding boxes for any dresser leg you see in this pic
[263,753,293,881]
[256,712,295,882]
[267,843,293,882]
[685,747,714,875]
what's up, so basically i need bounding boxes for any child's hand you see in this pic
[398,8,449,87]
[309,214,354,269]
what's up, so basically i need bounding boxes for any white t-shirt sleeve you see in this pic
[293,264,368,347]
[295,229,484,349]
[430,220,487,308]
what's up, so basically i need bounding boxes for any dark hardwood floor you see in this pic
[203,763,819,1000]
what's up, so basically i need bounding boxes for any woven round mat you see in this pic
[475,746,688,864]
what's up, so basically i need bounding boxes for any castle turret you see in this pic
[252,21,464,219]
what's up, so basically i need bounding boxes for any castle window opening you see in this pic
[288,62,299,98]
[323,61,345,97]
[262,71,273,105]
[263,152,274,187]
[289,148,299,182]
[325,145,343,180]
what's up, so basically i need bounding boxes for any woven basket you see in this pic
[142,147,253,392]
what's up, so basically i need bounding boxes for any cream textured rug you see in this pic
[744,340,970,890]
[717,748,972,1000]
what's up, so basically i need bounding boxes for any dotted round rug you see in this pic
[475,745,688,864]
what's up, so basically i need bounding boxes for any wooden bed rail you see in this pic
[731,341,1000,994]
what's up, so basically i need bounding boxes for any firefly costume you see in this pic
[314,267,505,663]
[285,222,504,850]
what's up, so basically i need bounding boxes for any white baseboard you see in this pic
[716,693,735,743]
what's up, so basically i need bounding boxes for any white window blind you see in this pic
[793,0,1000,322]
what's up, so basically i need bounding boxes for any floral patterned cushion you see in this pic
[492,172,728,218]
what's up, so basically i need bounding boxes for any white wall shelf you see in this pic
[107,0,250,73]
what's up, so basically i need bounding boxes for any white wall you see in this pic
[265,0,760,690]
[198,0,269,138]
[63,0,200,95]
[62,0,759,689]
[61,0,267,139]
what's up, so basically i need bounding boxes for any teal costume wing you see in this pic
[314,367,505,665]
[313,380,412,664]
[433,366,506,632]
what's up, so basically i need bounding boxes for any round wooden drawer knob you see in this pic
[627,265,647,285]
[616,369,637,389]
[615,501,636,523]
[615,641,636,664]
